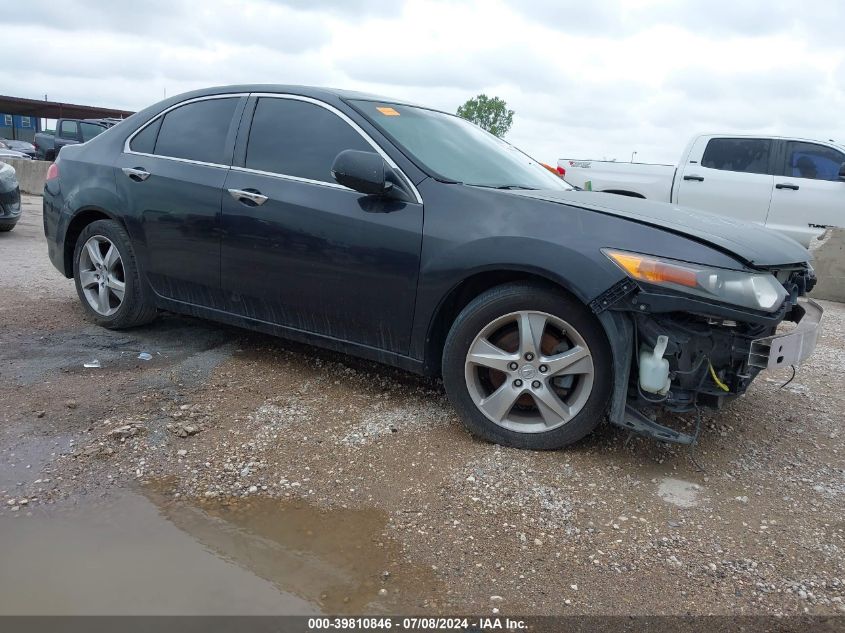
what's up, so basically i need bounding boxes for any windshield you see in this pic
[349,100,572,191]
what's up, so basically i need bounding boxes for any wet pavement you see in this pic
[0,481,439,615]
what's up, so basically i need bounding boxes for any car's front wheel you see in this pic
[72,219,156,329]
[442,282,612,450]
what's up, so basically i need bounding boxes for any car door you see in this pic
[116,95,246,304]
[220,95,423,354]
[675,136,775,226]
[766,140,845,246]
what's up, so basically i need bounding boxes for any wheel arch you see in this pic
[63,206,127,277]
[422,266,598,376]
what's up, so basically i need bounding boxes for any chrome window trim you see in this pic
[249,93,422,204]
[229,165,352,191]
[122,93,248,157]
[122,91,423,205]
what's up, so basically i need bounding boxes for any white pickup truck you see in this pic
[559,134,845,247]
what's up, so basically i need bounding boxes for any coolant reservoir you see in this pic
[639,335,671,395]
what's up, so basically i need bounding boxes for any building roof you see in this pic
[0,95,134,120]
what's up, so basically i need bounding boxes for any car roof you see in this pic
[164,84,420,107]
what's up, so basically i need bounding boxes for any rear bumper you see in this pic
[43,192,69,276]
[749,299,823,370]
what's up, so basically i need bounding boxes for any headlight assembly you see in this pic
[603,249,787,312]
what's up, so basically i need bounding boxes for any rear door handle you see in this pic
[121,167,150,182]
[683,175,704,182]
[776,183,800,190]
[227,188,268,206]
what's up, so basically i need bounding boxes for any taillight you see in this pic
[556,166,566,177]
[46,163,59,181]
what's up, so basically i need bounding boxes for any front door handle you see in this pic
[683,175,704,182]
[122,167,150,182]
[228,188,268,206]
[776,183,800,190]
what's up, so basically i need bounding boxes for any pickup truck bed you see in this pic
[560,159,676,200]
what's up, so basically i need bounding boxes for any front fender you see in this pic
[410,234,628,362]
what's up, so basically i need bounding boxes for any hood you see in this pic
[510,189,810,268]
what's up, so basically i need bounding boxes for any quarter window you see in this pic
[701,138,771,175]
[130,117,162,154]
[244,98,372,183]
[153,98,238,164]
[785,142,845,181]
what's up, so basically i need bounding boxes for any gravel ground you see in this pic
[1,195,844,616]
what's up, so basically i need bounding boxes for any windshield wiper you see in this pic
[468,184,539,190]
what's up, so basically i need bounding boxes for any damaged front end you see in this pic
[594,252,822,444]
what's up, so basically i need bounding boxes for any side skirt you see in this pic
[153,295,426,375]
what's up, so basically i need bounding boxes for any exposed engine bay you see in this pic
[595,265,822,444]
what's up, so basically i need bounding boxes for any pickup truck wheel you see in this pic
[442,283,612,450]
[72,219,156,329]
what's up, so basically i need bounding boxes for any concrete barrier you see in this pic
[0,158,50,195]
[809,228,845,303]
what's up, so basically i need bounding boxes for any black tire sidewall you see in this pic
[442,283,612,450]
[72,219,146,328]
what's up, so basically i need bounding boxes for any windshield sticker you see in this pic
[376,106,400,116]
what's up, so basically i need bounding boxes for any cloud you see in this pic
[266,0,403,17]
[0,0,842,165]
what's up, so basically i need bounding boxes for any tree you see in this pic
[456,94,514,138]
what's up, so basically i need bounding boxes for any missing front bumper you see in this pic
[748,299,823,370]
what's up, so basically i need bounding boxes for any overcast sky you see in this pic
[3,0,843,164]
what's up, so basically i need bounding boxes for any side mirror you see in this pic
[331,150,391,196]
[839,162,845,180]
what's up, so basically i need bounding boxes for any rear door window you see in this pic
[244,97,372,183]
[701,138,772,175]
[784,141,845,181]
[153,98,238,164]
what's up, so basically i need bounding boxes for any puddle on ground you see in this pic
[656,477,702,508]
[0,484,439,615]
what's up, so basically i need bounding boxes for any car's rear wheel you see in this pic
[72,219,156,329]
[442,282,612,450]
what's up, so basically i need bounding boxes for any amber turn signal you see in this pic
[604,250,698,288]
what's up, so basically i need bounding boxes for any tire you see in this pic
[72,219,157,329]
[0,225,13,232]
[442,282,612,450]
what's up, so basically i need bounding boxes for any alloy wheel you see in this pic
[464,310,595,433]
[78,235,126,316]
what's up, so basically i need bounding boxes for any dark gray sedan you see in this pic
[41,85,823,450]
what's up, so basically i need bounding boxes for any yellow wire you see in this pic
[708,362,730,392]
